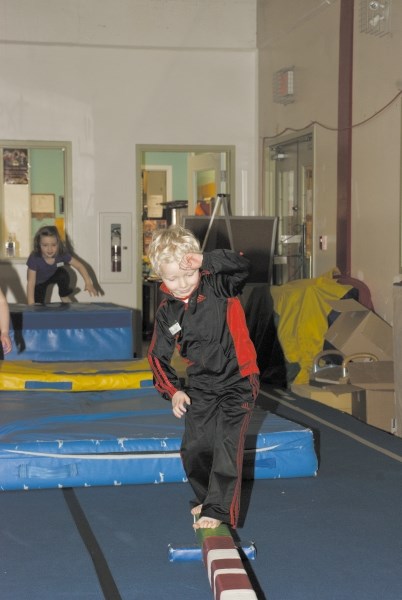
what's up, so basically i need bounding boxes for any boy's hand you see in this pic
[171,390,191,418]
[180,253,203,271]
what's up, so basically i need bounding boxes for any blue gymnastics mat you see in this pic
[0,389,318,491]
[8,302,135,361]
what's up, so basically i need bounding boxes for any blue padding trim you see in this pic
[25,381,73,390]
[140,380,154,388]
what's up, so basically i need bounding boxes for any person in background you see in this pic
[26,225,98,305]
[147,224,260,530]
[0,288,12,354]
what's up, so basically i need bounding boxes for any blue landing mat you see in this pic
[0,389,317,491]
[8,302,134,361]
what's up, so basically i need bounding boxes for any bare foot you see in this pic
[193,516,222,530]
[191,504,202,516]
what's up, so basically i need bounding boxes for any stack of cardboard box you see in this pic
[292,299,395,434]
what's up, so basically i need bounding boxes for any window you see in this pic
[0,141,71,260]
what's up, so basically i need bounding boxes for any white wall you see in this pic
[258,0,402,322]
[0,0,258,309]
[6,0,399,323]
[352,6,402,323]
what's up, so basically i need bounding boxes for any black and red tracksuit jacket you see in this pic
[147,249,259,399]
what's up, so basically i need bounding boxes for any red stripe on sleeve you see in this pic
[226,297,259,378]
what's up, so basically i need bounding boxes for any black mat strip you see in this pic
[62,488,122,600]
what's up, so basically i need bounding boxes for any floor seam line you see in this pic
[260,388,402,463]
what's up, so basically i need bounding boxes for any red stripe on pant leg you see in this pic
[230,408,253,527]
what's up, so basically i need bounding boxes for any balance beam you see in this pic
[170,519,258,599]
[196,523,258,600]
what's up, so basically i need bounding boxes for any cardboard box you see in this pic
[352,390,396,433]
[325,299,393,361]
[291,382,364,414]
[347,361,396,433]
[346,360,394,388]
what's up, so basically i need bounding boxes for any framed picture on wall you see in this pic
[31,194,55,219]
[3,148,29,184]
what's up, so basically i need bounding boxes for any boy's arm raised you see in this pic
[201,249,250,296]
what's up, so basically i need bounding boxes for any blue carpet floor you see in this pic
[1,385,402,599]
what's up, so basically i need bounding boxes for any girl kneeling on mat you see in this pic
[26,225,98,305]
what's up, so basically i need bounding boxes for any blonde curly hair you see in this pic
[147,224,201,276]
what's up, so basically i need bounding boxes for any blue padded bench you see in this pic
[8,302,134,362]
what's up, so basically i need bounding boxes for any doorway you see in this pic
[136,144,235,344]
[263,133,313,284]
[187,152,227,209]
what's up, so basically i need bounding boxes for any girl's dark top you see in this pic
[26,252,72,285]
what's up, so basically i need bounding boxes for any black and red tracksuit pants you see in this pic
[180,374,259,528]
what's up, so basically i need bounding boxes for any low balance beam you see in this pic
[196,523,258,600]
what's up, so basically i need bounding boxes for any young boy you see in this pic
[147,225,259,530]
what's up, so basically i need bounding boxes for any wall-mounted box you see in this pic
[99,212,132,283]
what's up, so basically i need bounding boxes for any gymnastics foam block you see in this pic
[0,389,318,491]
[8,302,134,361]
[0,359,153,391]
